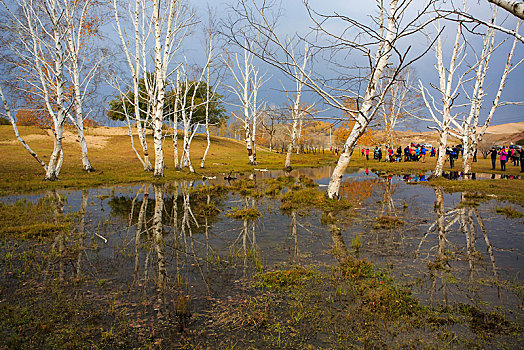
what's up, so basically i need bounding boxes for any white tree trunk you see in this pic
[153,183,166,290]
[433,130,448,177]
[285,43,310,170]
[434,187,446,262]
[327,119,369,197]
[152,0,166,177]
[64,0,95,172]
[201,25,214,169]
[46,0,67,180]
[285,119,298,169]
[327,0,399,198]
[488,0,524,19]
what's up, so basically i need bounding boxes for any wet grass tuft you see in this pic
[226,207,262,220]
[255,266,318,291]
[0,198,72,240]
[373,216,405,229]
[458,199,481,208]
[280,187,351,215]
[460,304,519,335]
[298,175,317,187]
[495,206,524,218]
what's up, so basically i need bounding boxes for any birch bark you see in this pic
[63,0,96,172]
[488,0,524,19]
[419,6,466,178]
[326,0,400,198]
[226,47,265,166]
[285,44,310,170]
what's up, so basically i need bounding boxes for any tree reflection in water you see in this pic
[416,187,502,307]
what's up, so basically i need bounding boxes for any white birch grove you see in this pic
[453,18,522,174]
[420,4,523,176]
[418,6,469,178]
[113,0,194,176]
[284,43,311,170]
[226,46,265,165]
[228,0,437,198]
[1,0,104,176]
[0,0,71,180]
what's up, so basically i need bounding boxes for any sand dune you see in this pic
[483,122,524,135]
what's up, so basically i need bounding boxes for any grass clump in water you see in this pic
[373,216,404,229]
[280,188,321,211]
[458,199,481,208]
[333,257,420,319]
[0,198,71,239]
[255,266,319,291]
[226,207,262,220]
[229,179,262,198]
[201,203,220,216]
[298,175,317,187]
[280,187,351,213]
[265,184,282,196]
[463,192,487,201]
[495,206,524,218]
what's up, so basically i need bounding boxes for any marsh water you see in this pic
[1,167,523,347]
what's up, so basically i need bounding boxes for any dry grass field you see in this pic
[0,125,336,194]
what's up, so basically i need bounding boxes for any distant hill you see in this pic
[483,122,524,135]
[372,122,524,147]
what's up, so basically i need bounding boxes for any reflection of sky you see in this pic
[1,170,523,310]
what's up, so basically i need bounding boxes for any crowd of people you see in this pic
[359,143,524,173]
[361,145,436,163]
[488,146,524,172]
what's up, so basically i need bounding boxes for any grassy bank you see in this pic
[0,125,335,195]
[1,125,523,205]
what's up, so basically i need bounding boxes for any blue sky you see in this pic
[176,0,524,129]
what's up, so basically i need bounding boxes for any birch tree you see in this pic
[63,0,104,172]
[228,0,437,198]
[418,6,469,178]
[284,42,311,170]
[0,0,72,180]
[226,46,265,165]
[450,13,522,174]
[200,13,221,169]
[113,0,194,176]
[420,4,522,176]
[176,67,208,173]
[113,0,153,171]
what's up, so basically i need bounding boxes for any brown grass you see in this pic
[0,125,336,194]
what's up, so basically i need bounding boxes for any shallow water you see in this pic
[2,168,523,325]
